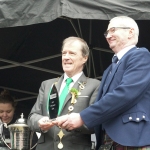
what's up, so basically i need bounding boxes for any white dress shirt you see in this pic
[59,72,83,95]
[115,45,135,62]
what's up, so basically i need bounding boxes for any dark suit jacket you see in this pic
[28,73,100,150]
[80,47,150,150]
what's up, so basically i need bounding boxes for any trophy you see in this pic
[0,113,36,150]
[48,83,59,119]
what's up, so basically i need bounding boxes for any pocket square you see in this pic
[78,96,89,97]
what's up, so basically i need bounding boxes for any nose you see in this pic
[2,112,7,117]
[106,32,112,38]
[63,52,70,58]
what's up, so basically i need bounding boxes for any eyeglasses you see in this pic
[104,27,131,37]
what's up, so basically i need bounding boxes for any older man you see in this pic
[27,37,100,150]
[54,16,150,150]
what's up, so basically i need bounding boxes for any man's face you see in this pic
[62,41,87,77]
[106,20,131,53]
[0,103,15,124]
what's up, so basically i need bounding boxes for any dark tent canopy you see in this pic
[0,0,150,27]
[0,0,150,116]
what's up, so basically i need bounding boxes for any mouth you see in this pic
[108,38,115,44]
[2,119,9,123]
[2,118,8,120]
[64,62,72,66]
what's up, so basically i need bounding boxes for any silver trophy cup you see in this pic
[7,113,34,150]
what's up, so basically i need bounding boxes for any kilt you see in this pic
[99,131,150,150]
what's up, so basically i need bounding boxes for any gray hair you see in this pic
[110,16,139,45]
[62,37,89,57]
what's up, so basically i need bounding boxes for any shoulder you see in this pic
[128,47,150,56]
[137,47,150,52]
[41,77,59,85]
[86,78,100,85]
[136,47,150,59]
[38,77,60,90]
[87,77,100,82]
[119,47,150,71]
[122,47,150,63]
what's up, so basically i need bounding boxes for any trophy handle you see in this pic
[0,119,11,149]
[1,136,11,149]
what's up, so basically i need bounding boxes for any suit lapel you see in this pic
[102,61,122,96]
[61,73,87,113]
[98,46,137,98]
[104,46,137,92]
[94,65,112,101]
[100,65,112,96]
[55,75,63,93]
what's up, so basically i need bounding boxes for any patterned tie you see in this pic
[58,78,73,115]
[111,55,118,70]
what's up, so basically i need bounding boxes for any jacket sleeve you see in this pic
[75,79,100,134]
[27,81,46,132]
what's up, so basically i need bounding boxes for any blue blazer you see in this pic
[80,47,150,149]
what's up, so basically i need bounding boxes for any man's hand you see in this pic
[38,116,55,132]
[53,113,84,130]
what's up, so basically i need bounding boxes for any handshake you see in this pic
[38,113,84,132]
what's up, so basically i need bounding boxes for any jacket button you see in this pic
[143,115,145,118]
[129,117,132,120]
[136,118,140,121]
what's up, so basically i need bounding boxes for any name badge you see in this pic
[50,93,57,99]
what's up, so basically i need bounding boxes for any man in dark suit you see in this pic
[27,37,100,150]
[54,16,150,150]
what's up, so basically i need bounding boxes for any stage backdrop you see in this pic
[0,0,150,116]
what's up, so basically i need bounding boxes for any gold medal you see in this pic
[58,142,63,149]
[57,129,65,149]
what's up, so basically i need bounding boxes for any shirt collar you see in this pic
[63,72,83,83]
[115,45,135,60]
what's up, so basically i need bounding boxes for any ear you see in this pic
[83,56,88,64]
[128,28,134,39]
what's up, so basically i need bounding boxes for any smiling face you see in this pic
[105,17,137,53]
[62,40,88,77]
[0,103,15,124]
[106,21,131,53]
